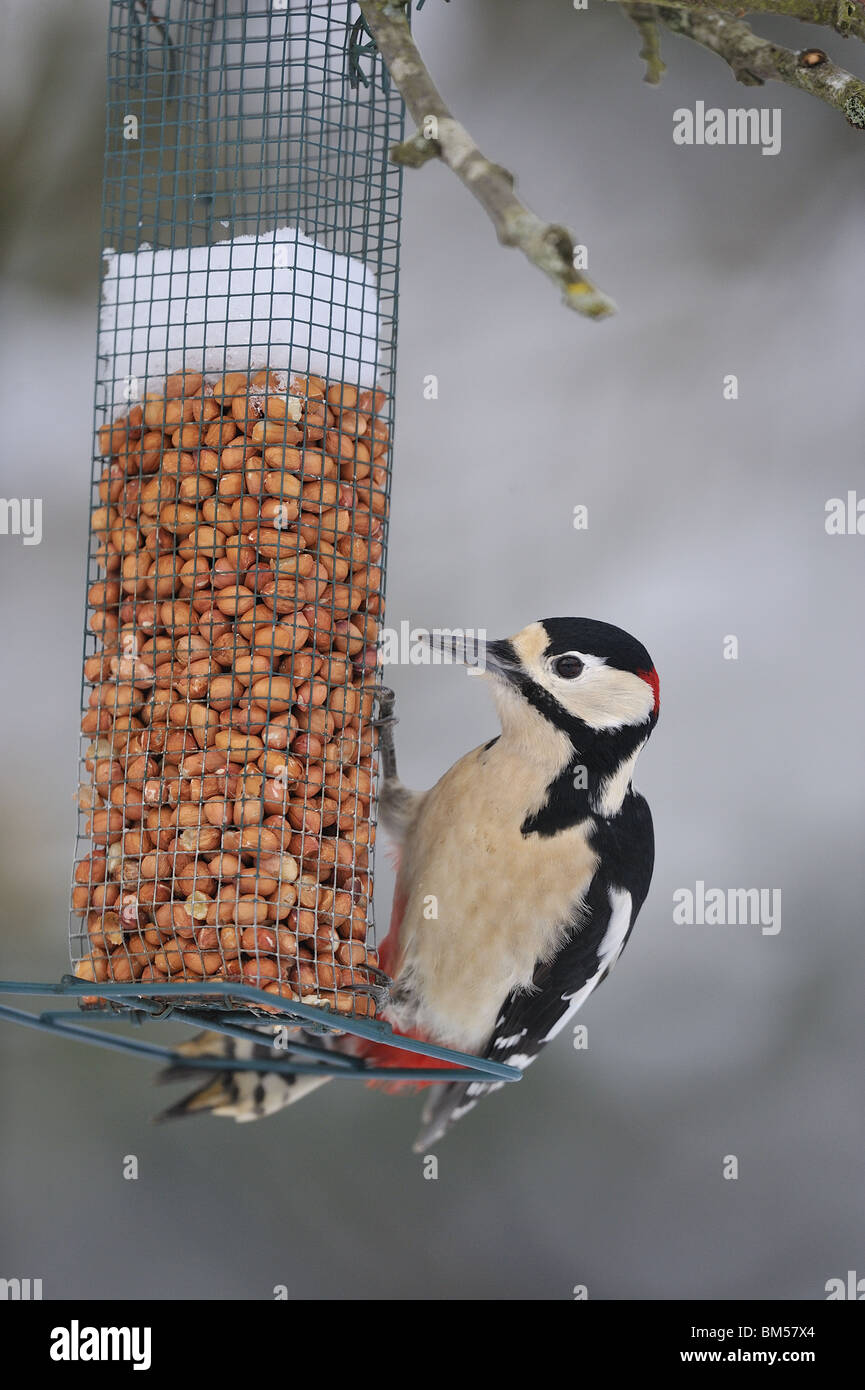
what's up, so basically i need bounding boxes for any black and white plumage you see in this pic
[382,617,659,1150]
[153,1025,337,1123]
[157,616,659,1150]
[413,778,654,1151]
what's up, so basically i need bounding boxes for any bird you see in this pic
[155,616,659,1150]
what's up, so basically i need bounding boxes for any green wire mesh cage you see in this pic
[0,0,520,1093]
[74,0,399,1021]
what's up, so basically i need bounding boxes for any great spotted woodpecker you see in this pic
[157,617,659,1150]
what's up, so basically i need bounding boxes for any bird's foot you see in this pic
[372,686,398,729]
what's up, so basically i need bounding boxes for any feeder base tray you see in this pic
[0,979,522,1085]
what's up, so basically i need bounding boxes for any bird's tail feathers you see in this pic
[153,1029,331,1123]
[413,1081,484,1153]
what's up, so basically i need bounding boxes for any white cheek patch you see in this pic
[560,665,654,730]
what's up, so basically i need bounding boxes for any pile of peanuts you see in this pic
[71,367,388,1017]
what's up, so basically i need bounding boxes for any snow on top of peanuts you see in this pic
[99,227,381,417]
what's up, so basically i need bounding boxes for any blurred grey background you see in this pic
[1,0,864,1301]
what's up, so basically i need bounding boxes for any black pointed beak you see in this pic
[424,632,520,682]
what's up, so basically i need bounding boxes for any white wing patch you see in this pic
[430,888,635,1136]
[414,879,644,1152]
[541,886,633,1043]
[500,1053,535,1071]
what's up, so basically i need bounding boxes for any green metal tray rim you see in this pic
[0,978,521,1085]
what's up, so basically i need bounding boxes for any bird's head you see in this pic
[433,617,659,777]
[484,616,658,734]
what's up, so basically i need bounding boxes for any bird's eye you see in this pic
[551,654,585,680]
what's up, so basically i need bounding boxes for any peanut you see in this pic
[75,373,386,1018]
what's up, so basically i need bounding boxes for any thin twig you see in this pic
[358,0,615,320]
[656,5,865,127]
[625,4,668,83]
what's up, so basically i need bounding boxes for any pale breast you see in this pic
[389,742,599,1052]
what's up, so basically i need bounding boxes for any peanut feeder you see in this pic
[0,0,522,1100]
[70,1,402,1024]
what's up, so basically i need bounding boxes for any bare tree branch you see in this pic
[624,4,668,83]
[655,5,865,126]
[358,0,615,320]
[615,0,865,44]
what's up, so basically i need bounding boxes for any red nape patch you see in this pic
[354,1034,471,1094]
[636,667,660,715]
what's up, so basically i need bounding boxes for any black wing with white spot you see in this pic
[412,788,654,1152]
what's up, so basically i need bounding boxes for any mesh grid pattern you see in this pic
[71,0,403,1020]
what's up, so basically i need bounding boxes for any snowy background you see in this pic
[1,0,863,1300]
